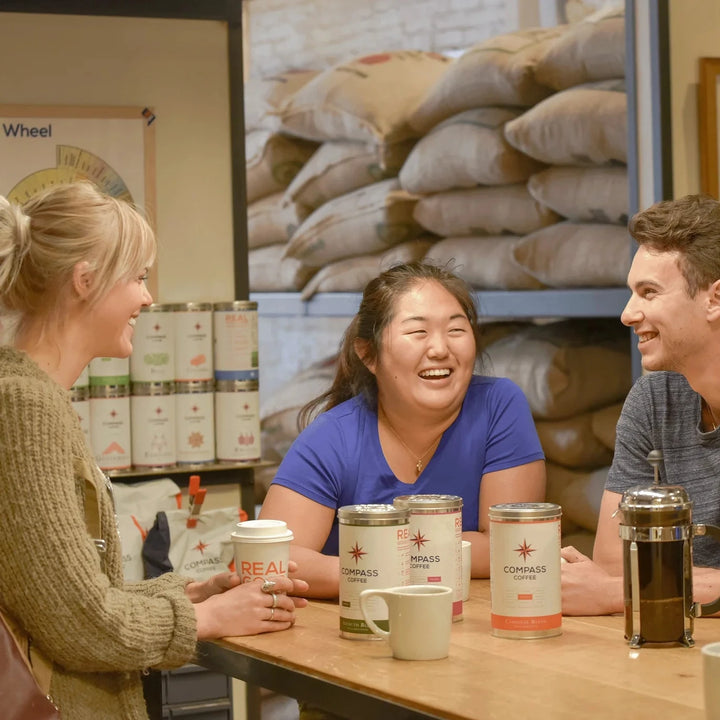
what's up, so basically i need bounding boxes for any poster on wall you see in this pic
[0,104,157,295]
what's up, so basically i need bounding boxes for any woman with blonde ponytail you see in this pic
[0,182,307,720]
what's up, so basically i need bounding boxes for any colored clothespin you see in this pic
[187,488,206,529]
[188,474,201,511]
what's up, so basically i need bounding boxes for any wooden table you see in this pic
[197,580,719,720]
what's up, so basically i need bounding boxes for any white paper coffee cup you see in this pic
[231,519,293,583]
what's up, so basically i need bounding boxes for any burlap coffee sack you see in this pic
[245,68,321,132]
[527,165,628,224]
[246,129,318,204]
[409,27,563,134]
[483,319,632,420]
[248,243,318,292]
[535,3,625,91]
[504,79,627,166]
[278,50,450,146]
[546,463,609,532]
[399,107,545,195]
[300,238,434,300]
[535,410,614,469]
[512,221,631,287]
[591,401,623,451]
[283,139,416,213]
[414,184,559,237]
[248,192,310,249]
[283,178,422,267]
[424,236,546,290]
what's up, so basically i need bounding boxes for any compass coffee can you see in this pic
[175,380,215,465]
[214,379,261,462]
[337,504,410,639]
[393,494,463,621]
[213,301,258,381]
[130,381,176,468]
[489,502,562,639]
[130,304,175,382]
[89,385,131,471]
[172,302,213,381]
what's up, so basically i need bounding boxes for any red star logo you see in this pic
[191,405,199,413]
[155,406,163,415]
[109,410,117,418]
[195,322,202,331]
[348,542,366,564]
[411,531,428,550]
[515,539,535,561]
[153,323,161,332]
[194,540,209,554]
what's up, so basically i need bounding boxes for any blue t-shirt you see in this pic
[271,375,545,554]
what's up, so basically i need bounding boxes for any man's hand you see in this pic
[561,546,624,616]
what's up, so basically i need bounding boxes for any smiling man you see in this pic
[562,194,720,615]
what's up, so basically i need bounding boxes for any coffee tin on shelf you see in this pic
[175,380,215,465]
[213,301,258,381]
[89,384,131,471]
[489,502,562,639]
[130,381,176,468]
[214,379,261,462]
[172,302,213,381]
[393,494,463,621]
[130,303,175,382]
[337,504,410,639]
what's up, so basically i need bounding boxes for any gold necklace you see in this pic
[380,410,444,475]
[705,400,719,431]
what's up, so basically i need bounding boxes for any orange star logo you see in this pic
[411,531,428,550]
[348,542,366,564]
[194,540,209,555]
[515,539,535,561]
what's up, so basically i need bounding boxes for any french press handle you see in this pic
[692,523,720,617]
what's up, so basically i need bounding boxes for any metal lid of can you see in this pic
[89,384,130,399]
[70,386,89,401]
[169,301,213,312]
[394,494,463,510]
[215,379,259,392]
[175,379,214,393]
[131,381,175,395]
[489,502,562,520]
[140,303,174,313]
[213,300,258,311]
[338,504,410,525]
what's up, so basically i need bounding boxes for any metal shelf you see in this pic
[251,288,631,319]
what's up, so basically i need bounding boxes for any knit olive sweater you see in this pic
[0,347,197,719]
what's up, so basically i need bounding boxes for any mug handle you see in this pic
[359,589,390,639]
[694,524,720,617]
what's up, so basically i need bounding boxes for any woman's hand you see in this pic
[193,573,309,639]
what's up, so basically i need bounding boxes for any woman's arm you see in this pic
[470,459,546,577]
[259,485,340,598]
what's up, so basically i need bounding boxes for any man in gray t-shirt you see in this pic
[562,194,720,615]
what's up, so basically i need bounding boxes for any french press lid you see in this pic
[618,450,693,527]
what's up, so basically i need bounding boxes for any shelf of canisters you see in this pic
[250,288,631,319]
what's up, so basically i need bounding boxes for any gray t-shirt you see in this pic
[607,371,720,568]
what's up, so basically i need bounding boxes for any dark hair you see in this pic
[298,261,483,428]
[628,193,720,296]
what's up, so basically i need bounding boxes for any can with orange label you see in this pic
[489,502,562,639]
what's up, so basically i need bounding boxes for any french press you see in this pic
[619,450,720,648]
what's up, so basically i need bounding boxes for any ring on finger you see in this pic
[270,592,279,609]
[261,580,276,594]
[269,607,275,621]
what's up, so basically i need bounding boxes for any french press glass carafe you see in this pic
[619,450,720,648]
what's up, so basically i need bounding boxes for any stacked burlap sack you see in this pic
[257,319,629,554]
[246,51,455,295]
[397,3,629,290]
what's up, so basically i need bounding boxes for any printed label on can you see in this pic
[215,388,261,462]
[89,356,130,386]
[90,395,131,470]
[213,304,258,378]
[131,392,176,467]
[174,309,213,381]
[130,309,175,382]
[175,388,215,464]
[339,523,410,638]
[489,514,562,638]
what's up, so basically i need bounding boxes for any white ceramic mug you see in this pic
[703,642,720,719]
[359,585,453,660]
[461,540,472,602]
[231,519,293,583]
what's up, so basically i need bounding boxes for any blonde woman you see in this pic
[0,182,307,720]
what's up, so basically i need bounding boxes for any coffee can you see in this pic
[393,494,463,621]
[175,380,215,465]
[130,381,176,468]
[70,385,91,447]
[130,303,175,382]
[489,502,562,639]
[89,356,130,386]
[172,302,214,381]
[213,301,258,381]
[74,363,90,388]
[214,379,261,462]
[89,384,132,471]
[337,504,410,639]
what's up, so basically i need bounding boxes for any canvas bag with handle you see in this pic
[0,473,104,720]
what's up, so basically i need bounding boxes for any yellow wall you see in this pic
[0,12,235,303]
[670,1,720,197]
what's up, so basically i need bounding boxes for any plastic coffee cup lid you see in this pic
[231,519,294,542]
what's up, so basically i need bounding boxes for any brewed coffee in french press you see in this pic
[619,449,720,648]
